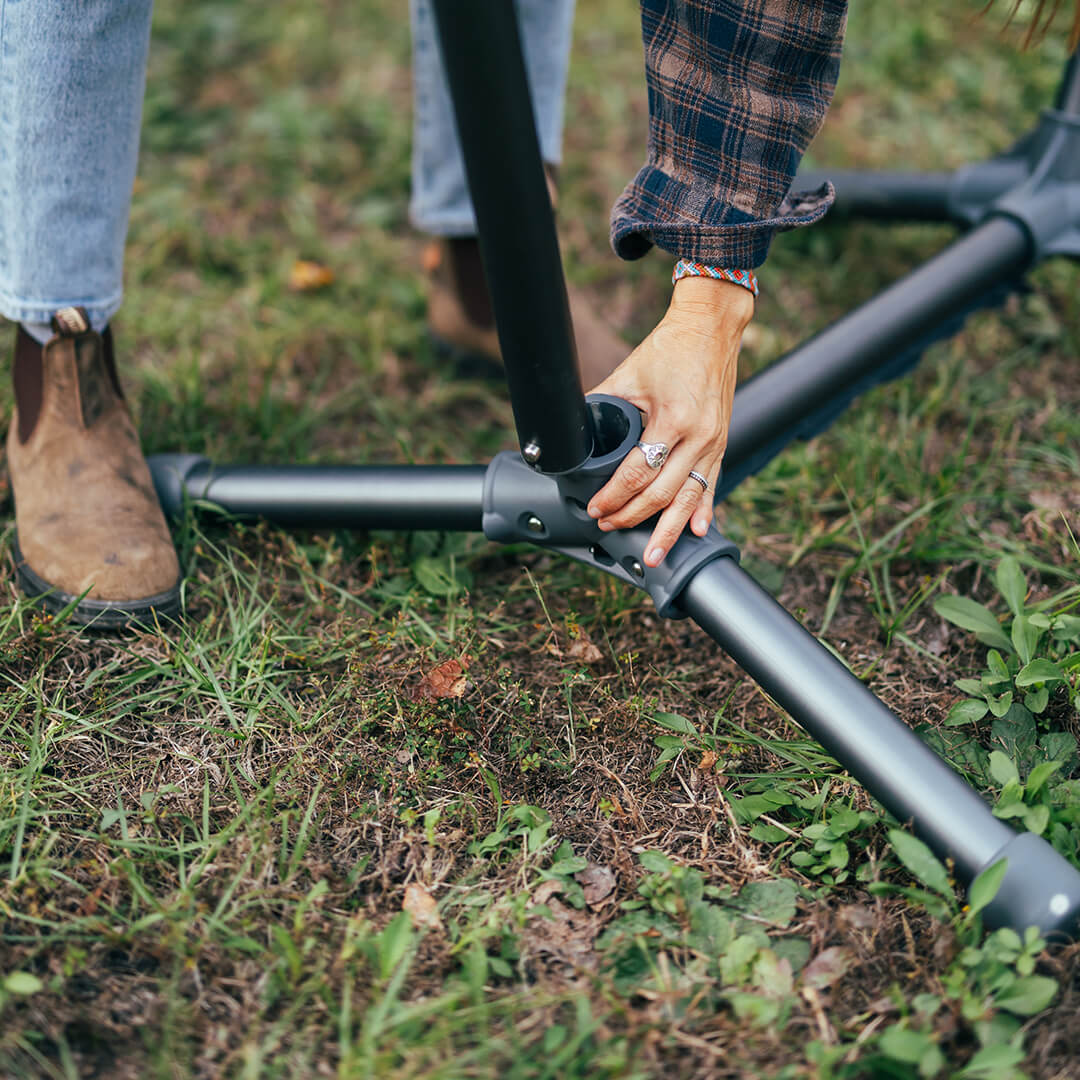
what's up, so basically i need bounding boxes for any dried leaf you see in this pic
[411,656,470,701]
[403,882,442,930]
[1029,490,1071,512]
[802,946,852,990]
[288,259,335,292]
[698,749,718,772]
[523,896,597,971]
[838,904,875,931]
[574,863,616,907]
[531,879,564,906]
[565,638,604,664]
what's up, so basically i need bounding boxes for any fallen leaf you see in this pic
[531,879,564,906]
[523,896,597,972]
[802,946,852,990]
[698,749,718,772]
[1029,490,1071,512]
[575,863,616,907]
[411,656,470,701]
[403,882,442,930]
[565,638,604,664]
[838,904,876,931]
[288,259,335,292]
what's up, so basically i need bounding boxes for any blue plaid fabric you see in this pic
[612,0,848,268]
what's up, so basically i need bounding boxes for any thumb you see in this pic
[586,357,637,400]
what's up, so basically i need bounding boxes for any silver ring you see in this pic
[688,470,709,493]
[635,440,670,469]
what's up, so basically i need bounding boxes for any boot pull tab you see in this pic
[51,307,91,337]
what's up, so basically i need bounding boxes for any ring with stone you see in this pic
[688,470,709,492]
[635,440,670,469]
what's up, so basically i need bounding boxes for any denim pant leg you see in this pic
[409,0,575,236]
[0,1,153,330]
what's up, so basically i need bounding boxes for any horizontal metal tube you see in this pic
[148,456,486,531]
[797,169,958,221]
[721,215,1032,494]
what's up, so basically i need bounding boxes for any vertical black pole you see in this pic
[430,0,593,474]
[1057,52,1080,114]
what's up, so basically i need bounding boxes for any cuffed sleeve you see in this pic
[611,0,847,267]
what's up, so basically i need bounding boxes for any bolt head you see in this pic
[522,441,541,464]
[526,515,545,534]
[630,560,644,578]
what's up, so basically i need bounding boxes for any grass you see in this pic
[1,0,1079,1077]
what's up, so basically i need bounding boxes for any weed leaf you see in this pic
[990,706,1037,762]
[958,1042,1026,1076]
[1011,615,1040,666]
[1015,658,1066,686]
[3,972,43,995]
[967,858,1007,917]
[945,698,988,726]
[994,974,1057,1016]
[736,879,798,928]
[933,595,1011,651]
[994,556,1027,617]
[988,751,1020,787]
[652,712,697,734]
[888,829,952,898]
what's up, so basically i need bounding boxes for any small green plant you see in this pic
[934,555,1080,729]
[596,851,809,1027]
[863,830,1059,1078]
[648,708,727,781]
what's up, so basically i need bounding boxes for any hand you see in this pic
[585,275,753,567]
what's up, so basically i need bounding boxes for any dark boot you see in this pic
[7,308,181,627]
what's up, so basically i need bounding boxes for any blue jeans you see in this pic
[0,0,575,331]
[409,0,575,236]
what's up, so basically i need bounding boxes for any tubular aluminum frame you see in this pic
[149,25,1080,935]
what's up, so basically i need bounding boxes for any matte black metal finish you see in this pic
[1059,52,1080,114]
[681,558,1080,934]
[430,0,592,474]
[149,454,485,531]
[718,216,1032,497]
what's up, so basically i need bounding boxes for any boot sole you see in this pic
[13,535,182,630]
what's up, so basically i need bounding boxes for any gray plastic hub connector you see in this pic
[988,107,1080,260]
[482,395,740,619]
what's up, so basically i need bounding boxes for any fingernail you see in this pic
[598,520,614,532]
[647,547,665,565]
[587,506,601,519]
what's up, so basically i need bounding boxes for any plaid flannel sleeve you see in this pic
[611,0,848,268]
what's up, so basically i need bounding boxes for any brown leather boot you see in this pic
[7,308,181,627]
[422,172,628,390]
[424,236,628,390]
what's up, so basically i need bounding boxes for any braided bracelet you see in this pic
[672,259,758,298]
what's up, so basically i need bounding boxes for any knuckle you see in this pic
[676,485,701,509]
[623,460,654,488]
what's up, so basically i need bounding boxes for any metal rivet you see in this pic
[526,515,545,534]
[630,560,644,578]
[522,442,541,464]
[1050,893,1070,916]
